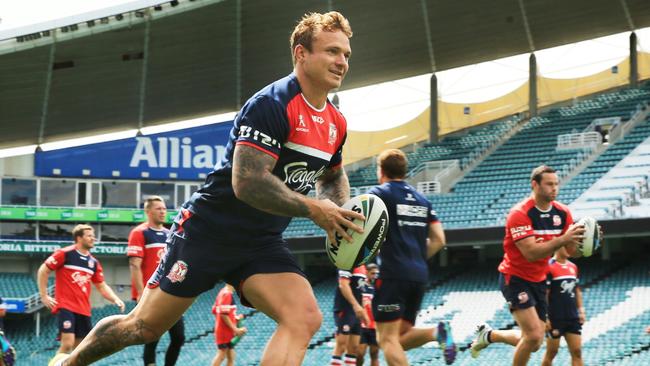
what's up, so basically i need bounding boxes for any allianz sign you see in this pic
[129,137,227,169]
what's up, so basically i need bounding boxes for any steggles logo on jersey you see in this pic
[167,260,188,283]
[283,162,326,193]
[560,280,576,297]
[71,272,92,289]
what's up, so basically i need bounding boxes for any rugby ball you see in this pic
[326,194,388,270]
[576,216,601,257]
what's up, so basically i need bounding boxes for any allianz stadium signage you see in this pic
[35,121,233,180]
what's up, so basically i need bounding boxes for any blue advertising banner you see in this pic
[35,122,233,180]
[3,298,26,313]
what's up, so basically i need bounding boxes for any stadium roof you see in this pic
[1,0,650,149]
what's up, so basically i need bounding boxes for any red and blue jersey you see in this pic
[368,181,439,283]
[498,197,573,282]
[44,245,104,317]
[361,283,376,329]
[184,73,347,242]
[547,258,580,321]
[334,265,367,312]
[126,223,170,300]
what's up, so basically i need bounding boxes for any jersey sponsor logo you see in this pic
[510,225,532,239]
[298,115,306,127]
[283,162,326,193]
[405,193,416,201]
[238,125,281,149]
[311,115,325,124]
[397,220,427,227]
[328,123,337,145]
[166,260,188,283]
[396,204,428,218]
[553,215,562,226]
[560,280,576,297]
[518,291,529,304]
[71,271,92,291]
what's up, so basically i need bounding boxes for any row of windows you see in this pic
[0,221,159,242]
[1,178,201,209]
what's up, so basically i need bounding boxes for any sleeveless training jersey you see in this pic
[126,223,170,300]
[498,197,573,282]
[183,73,347,243]
[368,181,438,283]
[547,258,580,321]
[213,288,238,344]
[333,266,367,312]
[44,245,104,316]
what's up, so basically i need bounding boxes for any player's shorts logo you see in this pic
[63,320,72,329]
[518,291,529,304]
[342,325,350,332]
[166,260,189,283]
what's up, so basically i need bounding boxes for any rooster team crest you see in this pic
[88,259,94,269]
[328,123,337,145]
[166,260,189,283]
[553,215,561,226]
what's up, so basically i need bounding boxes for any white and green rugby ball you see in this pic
[326,194,388,271]
[576,216,601,257]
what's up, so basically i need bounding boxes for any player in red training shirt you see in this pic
[357,263,380,366]
[471,165,585,366]
[38,225,125,360]
[211,285,246,366]
[127,196,185,366]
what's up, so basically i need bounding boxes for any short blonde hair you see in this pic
[72,224,94,241]
[290,11,352,64]
[144,195,165,211]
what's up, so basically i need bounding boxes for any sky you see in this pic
[1,1,650,155]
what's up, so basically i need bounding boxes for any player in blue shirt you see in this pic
[368,149,456,365]
[542,246,584,366]
[55,12,364,366]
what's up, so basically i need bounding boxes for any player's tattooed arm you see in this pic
[316,166,350,206]
[232,144,310,217]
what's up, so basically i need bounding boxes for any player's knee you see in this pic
[545,347,558,359]
[522,333,544,351]
[569,347,582,359]
[288,305,322,338]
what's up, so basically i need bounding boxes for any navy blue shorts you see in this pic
[334,309,361,335]
[372,279,425,324]
[499,273,547,321]
[148,210,306,307]
[360,328,377,345]
[547,319,582,339]
[217,342,234,350]
[57,308,92,339]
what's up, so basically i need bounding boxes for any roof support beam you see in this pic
[38,38,56,147]
[619,0,635,30]
[421,0,438,144]
[235,0,242,109]
[420,0,437,72]
[137,11,151,131]
[517,0,535,52]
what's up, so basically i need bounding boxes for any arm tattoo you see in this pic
[232,145,310,217]
[69,315,154,365]
[316,167,350,206]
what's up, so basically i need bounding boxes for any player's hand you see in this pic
[578,308,586,324]
[562,223,585,247]
[234,327,247,337]
[309,199,364,245]
[115,299,126,313]
[40,294,57,310]
[354,305,369,325]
